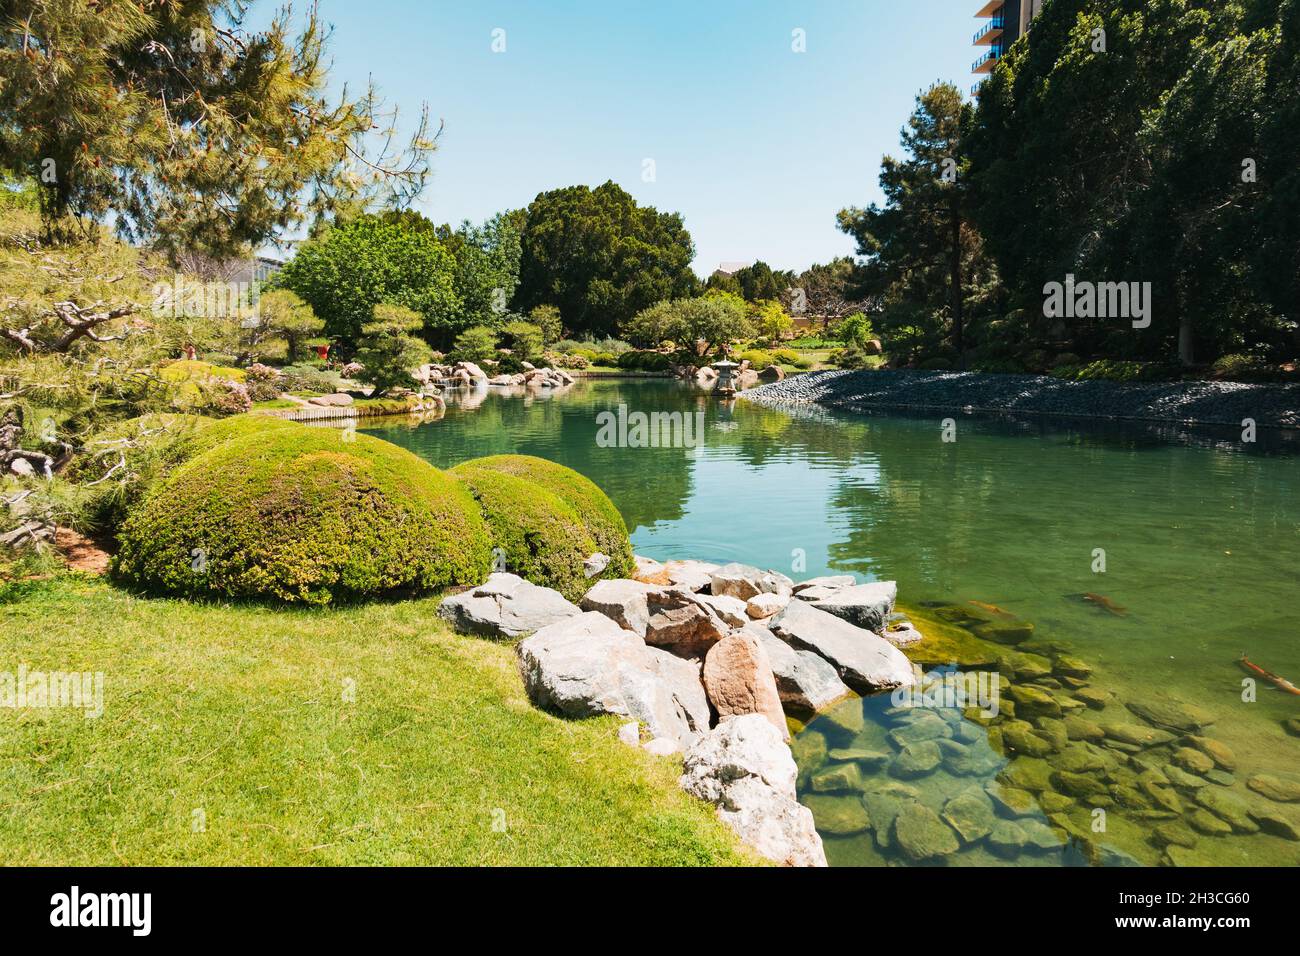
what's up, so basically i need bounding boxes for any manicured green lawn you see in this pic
[0,575,753,866]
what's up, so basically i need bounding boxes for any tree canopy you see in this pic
[515,181,698,339]
[0,1,436,256]
[968,0,1297,364]
[275,214,459,348]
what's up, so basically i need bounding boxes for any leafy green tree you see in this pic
[528,305,564,346]
[834,312,876,348]
[500,321,544,363]
[355,304,431,394]
[515,181,698,338]
[276,215,459,347]
[0,2,436,255]
[242,290,324,364]
[623,293,751,357]
[838,84,981,361]
[753,300,794,343]
[968,0,1296,365]
[451,325,497,364]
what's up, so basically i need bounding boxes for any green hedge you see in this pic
[114,424,492,605]
[450,462,599,602]
[454,455,634,582]
[69,414,286,530]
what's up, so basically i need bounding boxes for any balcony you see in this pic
[972,47,1002,74]
[973,18,1005,45]
[974,0,1005,17]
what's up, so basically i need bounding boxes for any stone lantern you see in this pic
[712,359,740,396]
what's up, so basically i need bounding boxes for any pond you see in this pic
[363,378,1300,867]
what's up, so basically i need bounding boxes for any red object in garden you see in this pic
[315,344,331,361]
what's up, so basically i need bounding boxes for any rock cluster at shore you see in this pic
[414,360,575,391]
[440,560,919,866]
[745,369,1300,428]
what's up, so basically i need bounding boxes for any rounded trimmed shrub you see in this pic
[450,461,599,601]
[114,424,492,605]
[452,455,634,581]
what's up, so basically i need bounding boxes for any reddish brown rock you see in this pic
[702,631,789,740]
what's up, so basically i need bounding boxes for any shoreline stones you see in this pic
[679,715,827,866]
[517,611,710,750]
[702,630,789,740]
[769,599,915,694]
[806,581,898,632]
[438,572,581,638]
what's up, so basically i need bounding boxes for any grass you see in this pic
[0,575,754,866]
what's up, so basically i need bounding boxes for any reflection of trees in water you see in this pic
[364,381,698,534]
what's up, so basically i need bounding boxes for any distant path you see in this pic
[744,369,1300,430]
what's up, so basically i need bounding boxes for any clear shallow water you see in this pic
[364,379,1300,867]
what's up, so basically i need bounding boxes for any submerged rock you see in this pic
[1194,788,1259,833]
[1186,735,1236,772]
[942,789,996,843]
[890,740,942,779]
[803,794,871,836]
[1246,773,1300,803]
[1100,722,1176,749]
[679,714,827,866]
[828,746,891,768]
[439,572,581,638]
[1072,686,1110,709]
[1186,808,1234,836]
[893,803,960,861]
[988,785,1039,817]
[810,761,863,793]
[769,599,915,694]
[1171,746,1214,775]
[1249,806,1300,841]
[987,820,1028,858]
[1126,699,1215,734]
[971,620,1035,645]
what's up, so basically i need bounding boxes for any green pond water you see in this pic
[361,379,1300,867]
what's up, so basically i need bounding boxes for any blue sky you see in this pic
[290,1,976,275]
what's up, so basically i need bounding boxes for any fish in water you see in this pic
[1239,655,1300,697]
[969,600,1013,617]
[1071,592,1128,616]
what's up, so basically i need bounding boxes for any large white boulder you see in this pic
[580,578,653,636]
[438,573,581,638]
[808,581,898,632]
[679,715,827,867]
[768,598,915,694]
[748,623,852,717]
[517,611,710,749]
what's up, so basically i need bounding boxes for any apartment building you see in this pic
[972,0,1044,91]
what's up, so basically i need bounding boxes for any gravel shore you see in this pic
[743,369,1300,429]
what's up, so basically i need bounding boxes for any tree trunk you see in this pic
[1178,315,1195,367]
[950,200,965,365]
